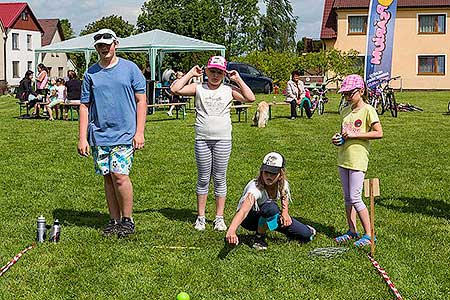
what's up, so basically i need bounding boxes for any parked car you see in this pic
[227,62,273,94]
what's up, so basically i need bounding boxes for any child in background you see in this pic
[167,71,184,117]
[332,74,383,247]
[45,78,65,121]
[225,152,316,250]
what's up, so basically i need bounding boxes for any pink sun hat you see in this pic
[207,56,227,72]
[338,74,365,93]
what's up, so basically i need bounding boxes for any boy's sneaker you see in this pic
[101,219,119,237]
[252,234,268,250]
[213,216,227,231]
[117,217,135,238]
[194,216,206,231]
[166,111,173,117]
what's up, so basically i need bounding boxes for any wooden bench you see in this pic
[16,100,47,119]
[17,101,30,118]
[267,102,290,120]
[147,102,187,119]
[59,101,81,121]
[230,104,252,122]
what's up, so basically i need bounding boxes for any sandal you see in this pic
[334,230,359,243]
[354,234,376,247]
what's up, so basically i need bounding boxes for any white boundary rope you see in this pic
[368,255,403,300]
[0,244,35,277]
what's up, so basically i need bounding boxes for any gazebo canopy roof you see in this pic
[35,32,96,53]
[119,29,225,53]
[35,29,225,54]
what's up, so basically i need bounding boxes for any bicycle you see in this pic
[310,78,336,115]
[378,76,400,117]
[397,103,423,112]
[368,85,384,114]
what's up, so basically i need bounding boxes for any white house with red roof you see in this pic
[0,19,5,83]
[38,18,70,79]
[0,2,43,86]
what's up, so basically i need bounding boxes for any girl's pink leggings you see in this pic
[338,167,367,212]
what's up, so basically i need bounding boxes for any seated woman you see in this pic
[16,70,43,116]
[16,70,34,103]
[225,152,316,250]
[285,70,313,119]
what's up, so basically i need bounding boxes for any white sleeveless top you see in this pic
[194,83,233,140]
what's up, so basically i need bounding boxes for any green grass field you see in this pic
[0,92,449,299]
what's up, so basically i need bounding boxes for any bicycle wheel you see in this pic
[317,100,324,115]
[338,97,347,114]
[379,95,386,115]
[388,92,398,117]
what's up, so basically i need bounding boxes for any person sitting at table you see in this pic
[167,71,184,116]
[16,70,42,116]
[285,70,313,119]
[66,70,82,102]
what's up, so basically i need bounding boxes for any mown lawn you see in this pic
[0,91,449,299]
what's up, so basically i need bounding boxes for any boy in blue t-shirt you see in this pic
[78,29,147,238]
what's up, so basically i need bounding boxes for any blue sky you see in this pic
[16,0,325,40]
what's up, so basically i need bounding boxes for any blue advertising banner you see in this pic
[364,0,398,89]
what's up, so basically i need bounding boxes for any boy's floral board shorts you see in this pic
[92,145,134,175]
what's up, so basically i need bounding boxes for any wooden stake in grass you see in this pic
[364,178,380,257]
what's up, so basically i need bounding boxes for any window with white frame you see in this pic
[58,67,64,78]
[21,11,28,21]
[348,16,367,34]
[419,14,446,33]
[418,55,445,75]
[27,61,32,71]
[27,35,32,50]
[13,61,20,78]
[12,33,19,50]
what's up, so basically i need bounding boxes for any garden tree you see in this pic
[60,19,75,40]
[76,15,146,74]
[137,0,225,71]
[300,49,363,78]
[235,49,362,89]
[218,0,260,56]
[234,49,300,88]
[260,0,297,52]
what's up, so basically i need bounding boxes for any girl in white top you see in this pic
[171,55,255,231]
[45,78,66,121]
[225,152,316,250]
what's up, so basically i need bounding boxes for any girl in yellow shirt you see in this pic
[331,74,383,247]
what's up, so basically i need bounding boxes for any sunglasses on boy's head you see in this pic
[342,89,359,98]
[94,33,114,41]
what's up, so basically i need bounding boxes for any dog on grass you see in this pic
[252,101,269,128]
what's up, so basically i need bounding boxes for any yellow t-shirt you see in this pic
[338,103,379,172]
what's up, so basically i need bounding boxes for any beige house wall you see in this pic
[329,8,450,90]
[42,31,69,79]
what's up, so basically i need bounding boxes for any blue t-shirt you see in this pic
[81,58,146,146]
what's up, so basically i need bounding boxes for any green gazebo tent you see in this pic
[34,29,226,81]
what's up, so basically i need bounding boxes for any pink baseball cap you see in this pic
[207,56,227,72]
[338,74,365,93]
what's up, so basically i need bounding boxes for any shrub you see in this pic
[0,80,9,95]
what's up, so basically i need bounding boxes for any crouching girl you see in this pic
[225,152,316,250]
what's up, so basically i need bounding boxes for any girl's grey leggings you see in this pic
[338,166,367,212]
[195,139,232,197]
